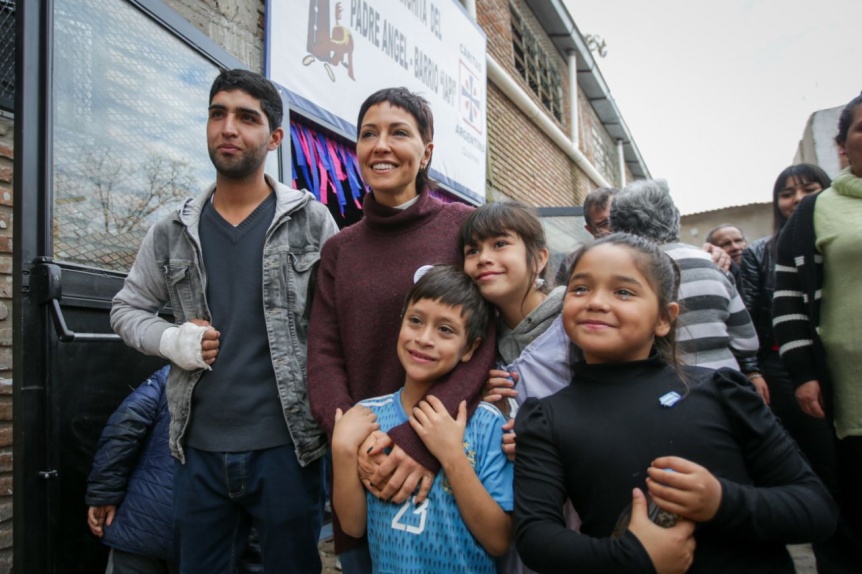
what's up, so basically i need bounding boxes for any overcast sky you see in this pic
[564,0,858,214]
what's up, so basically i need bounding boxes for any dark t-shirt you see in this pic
[185,193,291,451]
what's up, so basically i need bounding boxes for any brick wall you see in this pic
[477,0,618,206]
[164,0,265,69]
[486,82,581,206]
[0,114,13,573]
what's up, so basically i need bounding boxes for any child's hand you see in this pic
[483,369,519,413]
[333,406,379,453]
[87,505,116,538]
[501,418,516,461]
[409,396,466,466]
[628,488,696,574]
[646,456,722,522]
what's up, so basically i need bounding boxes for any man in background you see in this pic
[555,187,617,284]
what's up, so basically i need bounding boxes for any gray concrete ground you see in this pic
[319,539,818,573]
[319,538,339,573]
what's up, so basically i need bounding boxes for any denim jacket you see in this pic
[111,177,339,465]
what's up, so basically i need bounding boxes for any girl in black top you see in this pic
[513,233,837,574]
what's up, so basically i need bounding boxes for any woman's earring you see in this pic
[534,277,546,290]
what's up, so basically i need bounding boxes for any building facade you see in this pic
[681,202,773,247]
[794,105,846,179]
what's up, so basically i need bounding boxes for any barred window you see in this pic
[510,3,563,123]
[590,122,619,186]
[0,0,14,111]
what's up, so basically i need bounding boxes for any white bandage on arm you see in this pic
[158,322,211,371]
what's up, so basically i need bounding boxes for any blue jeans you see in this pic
[173,445,323,574]
[338,540,372,574]
[106,548,177,574]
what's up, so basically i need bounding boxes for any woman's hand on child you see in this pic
[359,431,434,504]
[482,369,519,413]
[628,488,696,574]
[87,505,116,538]
[646,456,722,522]
[501,418,516,461]
[358,429,389,479]
[333,406,379,453]
[358,430,393,495]
[410,396,467,468]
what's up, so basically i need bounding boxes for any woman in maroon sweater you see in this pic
[307,88,495,570]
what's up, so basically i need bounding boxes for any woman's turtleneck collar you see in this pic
[833,166,862,199]
[362,189,441,234]
[572,350,666,382]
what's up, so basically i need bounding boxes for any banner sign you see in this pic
[266,0,487,204]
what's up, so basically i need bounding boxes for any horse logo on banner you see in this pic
[303,0,355,82]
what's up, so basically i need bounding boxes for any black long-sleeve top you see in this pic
[513,354,837,574]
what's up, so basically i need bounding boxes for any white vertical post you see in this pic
[617,139,626,187]
[464,0,477,19]
[568,51,579,147]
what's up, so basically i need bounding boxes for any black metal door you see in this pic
[23,264,168,573]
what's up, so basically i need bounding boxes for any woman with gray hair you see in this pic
[609,180,764,397]
[609,179,681,243]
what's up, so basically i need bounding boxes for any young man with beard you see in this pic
[111,69,338,573]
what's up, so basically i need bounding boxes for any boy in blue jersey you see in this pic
[332,265,513,573]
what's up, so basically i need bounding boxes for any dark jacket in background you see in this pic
[86,366,174,561]
[739,236,775,354]
[728,260,744,298]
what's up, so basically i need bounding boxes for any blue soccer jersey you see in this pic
[359,390,514,574]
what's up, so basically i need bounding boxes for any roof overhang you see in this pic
[524,0,650,180]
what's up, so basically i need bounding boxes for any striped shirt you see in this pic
[771,194,824,389]
[662,243,759,370]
